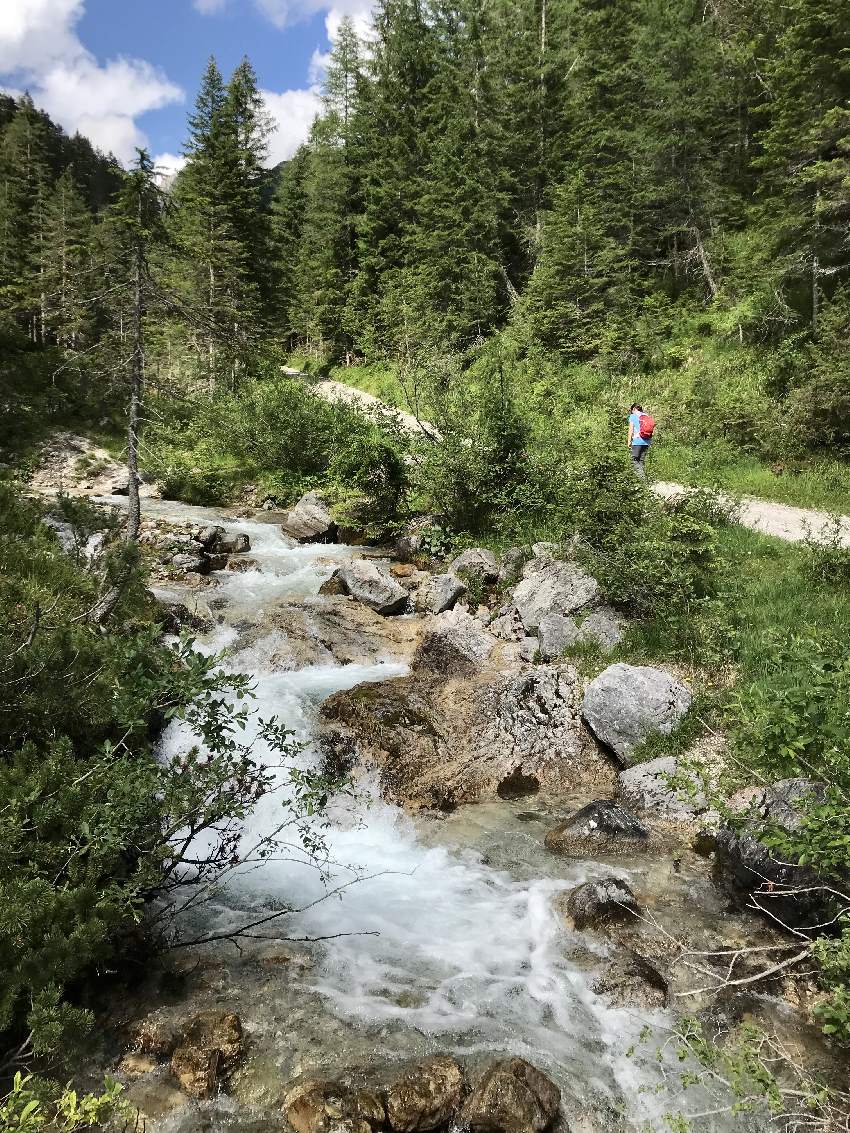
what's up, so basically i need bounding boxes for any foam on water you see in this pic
[151,502,737,1130]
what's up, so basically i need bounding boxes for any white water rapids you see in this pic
[138,500,754,1132]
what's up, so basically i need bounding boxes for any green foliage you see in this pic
[0,1073,128,1133]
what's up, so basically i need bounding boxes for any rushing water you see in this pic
[120,499,761,1132]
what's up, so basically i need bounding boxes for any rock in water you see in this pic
[320,664,613,810]
[618,755,707,820]
[413,609,496,675]
[449,547,500,584]
[512,562,599,632]
[563,877,640,930]
[419,572,467,614]
[592,951,669,1009]
[582,663,691,763]
[282,491,338,543]
[462,1058,560,1133]
[714,778,838,929]
[282,1079,385,1133]
[169,1011,242,1099]
[326,559,409,615]
[545,800,649,856]
[217,532,251,554]
[386,1055,464,1132]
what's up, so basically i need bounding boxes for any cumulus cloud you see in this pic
[153,152,188,179]
[194,0,375,36]
[0,0,183,164]
[262,87,322,164]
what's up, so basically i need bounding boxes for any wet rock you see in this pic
[617,756,707,820]
[563,877,640,931]
[512,562,599,632]
[714,778,837,930]
[537,613,580,661]
[462,1057,560,1133]
[283,1079,385,1133]
[498,547,528,584]
[218,532,251,554]
[449,548,500,585]
[582,664,691,764]
[206,552,229,571]
[420,572,467,614]
[227,557,261,573]
[118,1053,159,1078]
[545,800,649,856]
[134,1014,181,1059]
[497,766,541,800]
[326,560,409,616]
[320,664,611,810]
[413,609,496,676]
[592,950,669,1009]
[282,492,338,543]
[169,1011,243,1099]
[386,1055,464,1132]
[110,477,130,495]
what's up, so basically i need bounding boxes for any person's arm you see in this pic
[627,417,634,447]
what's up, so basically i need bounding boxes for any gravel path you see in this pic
[305,373,850,547]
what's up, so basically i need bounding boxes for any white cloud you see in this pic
[193,0,227,12]
[153,151,188,178]
[261,87,321,164]
[193,0,375,36]
[0,0,183,164]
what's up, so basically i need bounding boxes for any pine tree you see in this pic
[39,169,96,351]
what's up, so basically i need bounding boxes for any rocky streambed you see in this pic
[74,496,836,1133]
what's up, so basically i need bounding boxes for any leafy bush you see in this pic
[0,1073,128,1133]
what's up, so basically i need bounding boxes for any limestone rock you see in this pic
[283,1079,384,1133]
[592,951,669,1009]
[282,492,338,543]
[714,778,837,929]
[545,800,649,856]
[386,1055,464,1133]
[413,609,496,675]
[576,606,625,651]
[537,614,580,661]
[618,756,707,820]
[498,547,528,584]
[462,1058,560,1133]
[227,557,261,573]
[449,547,500,584]
[563,877,640,931]
[420,572,467,614]
[512,562,599,632]
[218,532,251,554]
[582,664,692,764]
[171,552,209,575]
[197,524,225,549]
[169,1011,242,1099]
[489,607,525,642]
[327,559,409,616]
[320,664,612,810]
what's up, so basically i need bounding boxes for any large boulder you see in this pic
[217,532,251,554]
[386,1055,464,1133]
[511,562,599,632]
[714,778,837,930]
[282,492,338,543]
[419,572,467,614]
[537,614,580,661]
[462,1058,560,1133]
[320,664,614,810]
[498,547,528,585]
[618,755,707,821]
[325,559,409,616]
[582,664,691,764]
[576,606,625,651]
[561,877,640,931]
[545,800,649,856]
[413,609,496,676]
[449,547,500,584]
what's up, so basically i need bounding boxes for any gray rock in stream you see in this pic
[582,663,691,764]
[545,800,649,856]
[462,1058,561,1133]
[281,491,338,543]
[563,877,640,931]
[419,572,467,614]
[413,609,496,675]
[618,755,707,820]
[325,559,409,615]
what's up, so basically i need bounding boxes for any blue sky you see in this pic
[0,0,372,172]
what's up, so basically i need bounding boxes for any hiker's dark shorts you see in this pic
[631,444,649,476]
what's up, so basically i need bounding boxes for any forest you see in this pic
[1,0,849,1129]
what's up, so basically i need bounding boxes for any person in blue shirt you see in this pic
[627,403,651,479]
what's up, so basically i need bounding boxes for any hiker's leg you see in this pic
[631,445,647,479]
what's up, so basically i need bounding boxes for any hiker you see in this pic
[627,403,655,478]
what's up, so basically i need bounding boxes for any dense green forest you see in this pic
[1,0,850,1125]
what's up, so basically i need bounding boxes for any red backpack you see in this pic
[638,413,656,441]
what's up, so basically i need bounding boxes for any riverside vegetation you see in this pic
[1,0,850,1128]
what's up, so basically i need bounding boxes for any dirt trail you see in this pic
[308,373,850,548]
[652,481,850,546]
